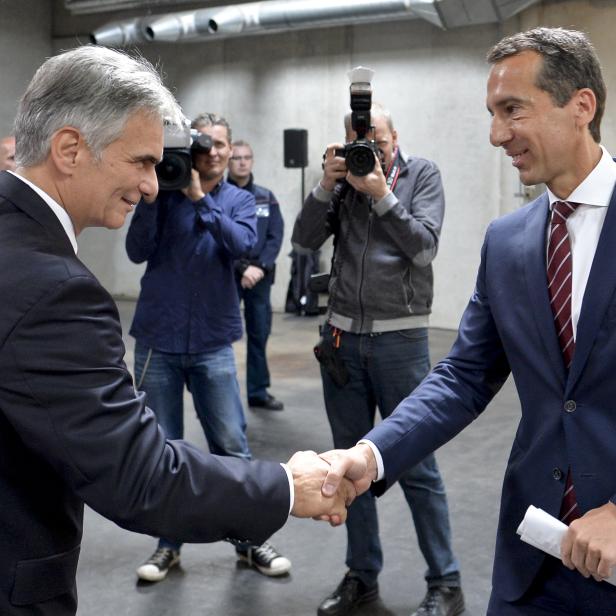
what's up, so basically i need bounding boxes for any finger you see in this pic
[561,529,575,569]
[322,458,352,497]
[571,538,590,577]
[597,556,615,581]
[584,546,601,579]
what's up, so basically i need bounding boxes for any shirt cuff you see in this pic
[372,191,397,217]
[280,462,294,514]
[357,439,385,481]
[314,183,334,203]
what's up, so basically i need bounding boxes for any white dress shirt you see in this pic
[364,145,616,482]
[8,171,78,254]
[546,145,616,340]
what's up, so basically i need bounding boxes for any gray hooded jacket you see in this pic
[291,153,444,333]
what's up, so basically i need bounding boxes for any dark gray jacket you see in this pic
[291,153,444,333]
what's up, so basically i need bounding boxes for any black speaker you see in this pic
[283,128,308,168]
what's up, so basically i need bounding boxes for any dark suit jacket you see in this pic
[367,186,616,603]
[0,172,290,615]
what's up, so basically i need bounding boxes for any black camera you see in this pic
[156,121,213,191]
[334,66,378,177]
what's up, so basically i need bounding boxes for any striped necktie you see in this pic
[547,199,581,524]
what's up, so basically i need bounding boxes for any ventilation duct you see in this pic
[65,0,199,14]
[89,17,152,46]
[90,0,542,46]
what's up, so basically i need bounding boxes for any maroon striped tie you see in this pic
[547,200,581,524]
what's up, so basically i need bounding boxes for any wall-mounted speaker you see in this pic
[283,128,308,168]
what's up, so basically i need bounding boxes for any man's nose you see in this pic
[490,115,512,147]
[140,166,159,203]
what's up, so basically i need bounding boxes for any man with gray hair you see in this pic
[0,45,351,616]
[293,103,463,616]
[321,27,616,615]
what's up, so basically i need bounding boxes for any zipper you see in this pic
[358,208,373,331]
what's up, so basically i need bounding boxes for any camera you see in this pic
[156,120,213,191]
[334,66,379,177]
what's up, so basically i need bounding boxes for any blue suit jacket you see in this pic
[366,186,616,602]
[0,172,289,615]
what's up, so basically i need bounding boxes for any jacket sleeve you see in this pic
[367,224,511,492]
[257,193,285,269]
[291,183,337,252]
[372,159,445,267]
[1,274,290,545]
[194,190,257,258]
[125,197,164,264]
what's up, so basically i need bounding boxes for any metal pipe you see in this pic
[90,17,151,46]
[208,0,442,34]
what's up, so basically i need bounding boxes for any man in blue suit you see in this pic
[320,27,616,615]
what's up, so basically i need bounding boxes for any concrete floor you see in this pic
[75,301,521,616]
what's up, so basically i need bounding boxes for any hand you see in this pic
[320,143,347,192]
[319,444,378,499]
[345,155,390,202]
[181,168,206,202]
[288,450,356,526]
[561,502,616,581]
[241,265,265,289]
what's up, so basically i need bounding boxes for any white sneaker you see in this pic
[136,547,180,582]
[236,541,291,577]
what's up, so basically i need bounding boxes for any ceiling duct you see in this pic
[65,0,200,14]
[89,17,152,46]
[90,0,542,46]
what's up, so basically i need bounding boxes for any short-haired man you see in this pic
[292,104,464,616]
[228,140,285,411]
[127,113,292,582]
[0,45,351,615]
[322,27,616,615]
[0,135,15,171]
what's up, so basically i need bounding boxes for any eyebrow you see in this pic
[487,95,526,113]
[134,154,162,165]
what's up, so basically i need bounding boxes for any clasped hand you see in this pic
[288,444,378,526]
[561,502,616,582]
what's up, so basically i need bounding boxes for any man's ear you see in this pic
[573,88,597,131]
[49,127,85,175]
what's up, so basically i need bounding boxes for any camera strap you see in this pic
[384,146,401,192]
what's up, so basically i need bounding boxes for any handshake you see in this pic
[287,444,379,525]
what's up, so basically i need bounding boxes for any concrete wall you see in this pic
[11,0,616,329]
[0,0,52,135]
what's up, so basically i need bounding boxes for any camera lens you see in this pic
[347,143,376,176]
[156,150,192,191]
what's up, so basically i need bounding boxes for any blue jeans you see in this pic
[134,341,251,551]
[320,325,460,588]
[237,274,273,401]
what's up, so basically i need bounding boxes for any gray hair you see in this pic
[14,45,183,167]
[344,102,394,135]
[191,112,232,143]
[487,27,606,143]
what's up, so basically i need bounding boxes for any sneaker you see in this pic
[235,541,291,576]
[410,586,465,616]
[136,547,180,582]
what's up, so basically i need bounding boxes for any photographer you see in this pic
[228,140,285,411]
[292,102,464,616]
[126,113,291,582]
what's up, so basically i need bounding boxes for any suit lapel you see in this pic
[523,193,567,386]
[568,185,616,391]
[0,171,74,255]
